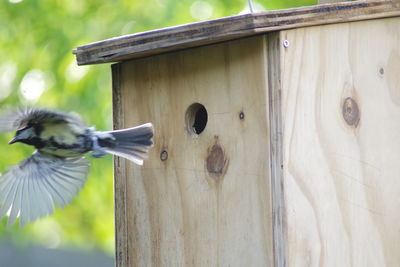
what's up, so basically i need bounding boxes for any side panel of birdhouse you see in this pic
[112,36,274,267]
[279,17,400,267]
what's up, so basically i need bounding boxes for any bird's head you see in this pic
[9,126,37,145]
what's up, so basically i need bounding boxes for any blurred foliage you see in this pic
[0,0,316,257]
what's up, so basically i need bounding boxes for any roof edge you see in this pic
[73,1,400,65]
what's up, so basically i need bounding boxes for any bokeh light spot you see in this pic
[190,1,213,21]
[0,61,17,101]
[19,69,48,102]
[66,60,90,83]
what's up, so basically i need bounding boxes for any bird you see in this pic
[0,107,154,226]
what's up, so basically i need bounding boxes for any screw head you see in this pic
[239,111,245,120]
[283,40,290,48]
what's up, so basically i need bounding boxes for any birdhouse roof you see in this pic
[73,0,400,65]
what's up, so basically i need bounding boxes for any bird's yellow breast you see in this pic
[39,122,82,145]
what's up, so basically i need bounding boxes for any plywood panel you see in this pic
[114,36,273,267]
[280,17,400,267]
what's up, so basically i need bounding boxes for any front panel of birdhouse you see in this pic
[112,36,274,267]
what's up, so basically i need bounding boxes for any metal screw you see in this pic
[160,150,168,161]
[239,111,245,120]
[379,67,384,75]
[283,40,290,48]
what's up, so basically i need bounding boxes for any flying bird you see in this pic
[0,107,153,226]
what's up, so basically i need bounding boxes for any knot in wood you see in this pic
[206,143,228,182]
[160,150,168,161]
[342,97,360,127]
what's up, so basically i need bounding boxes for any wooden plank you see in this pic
[112,63,129,267]
[73,0,400,65]
[267,32,288,267]
[115,36,273,266]
[279,17,400,266]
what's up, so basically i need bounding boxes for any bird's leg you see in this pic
[91,131,115,158]
[91,135,107,158]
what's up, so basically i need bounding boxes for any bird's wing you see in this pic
[0,107,87,133]
[0,151,89,226]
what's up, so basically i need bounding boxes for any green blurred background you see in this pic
[0,0,316,263]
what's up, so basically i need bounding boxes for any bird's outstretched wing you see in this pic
[0,107,87,133]
[0,151,89,226]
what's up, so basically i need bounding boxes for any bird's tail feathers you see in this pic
[102,123,154,165]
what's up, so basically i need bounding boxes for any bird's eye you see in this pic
[16,126,29,135]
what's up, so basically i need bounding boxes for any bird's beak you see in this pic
[9,137,20,144]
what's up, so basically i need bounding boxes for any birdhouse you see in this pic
[73,1,400,266]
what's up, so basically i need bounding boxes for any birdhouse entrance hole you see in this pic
[185,103,208,136]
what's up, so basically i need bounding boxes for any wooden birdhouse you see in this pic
[73,1,400,266]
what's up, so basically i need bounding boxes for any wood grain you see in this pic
[74,1,400,65]
[267,32,287,267]
[279,17,400,267]
[112,63,129,267]
[114,36,274,266]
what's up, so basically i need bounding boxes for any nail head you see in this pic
[283,40,290,48]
